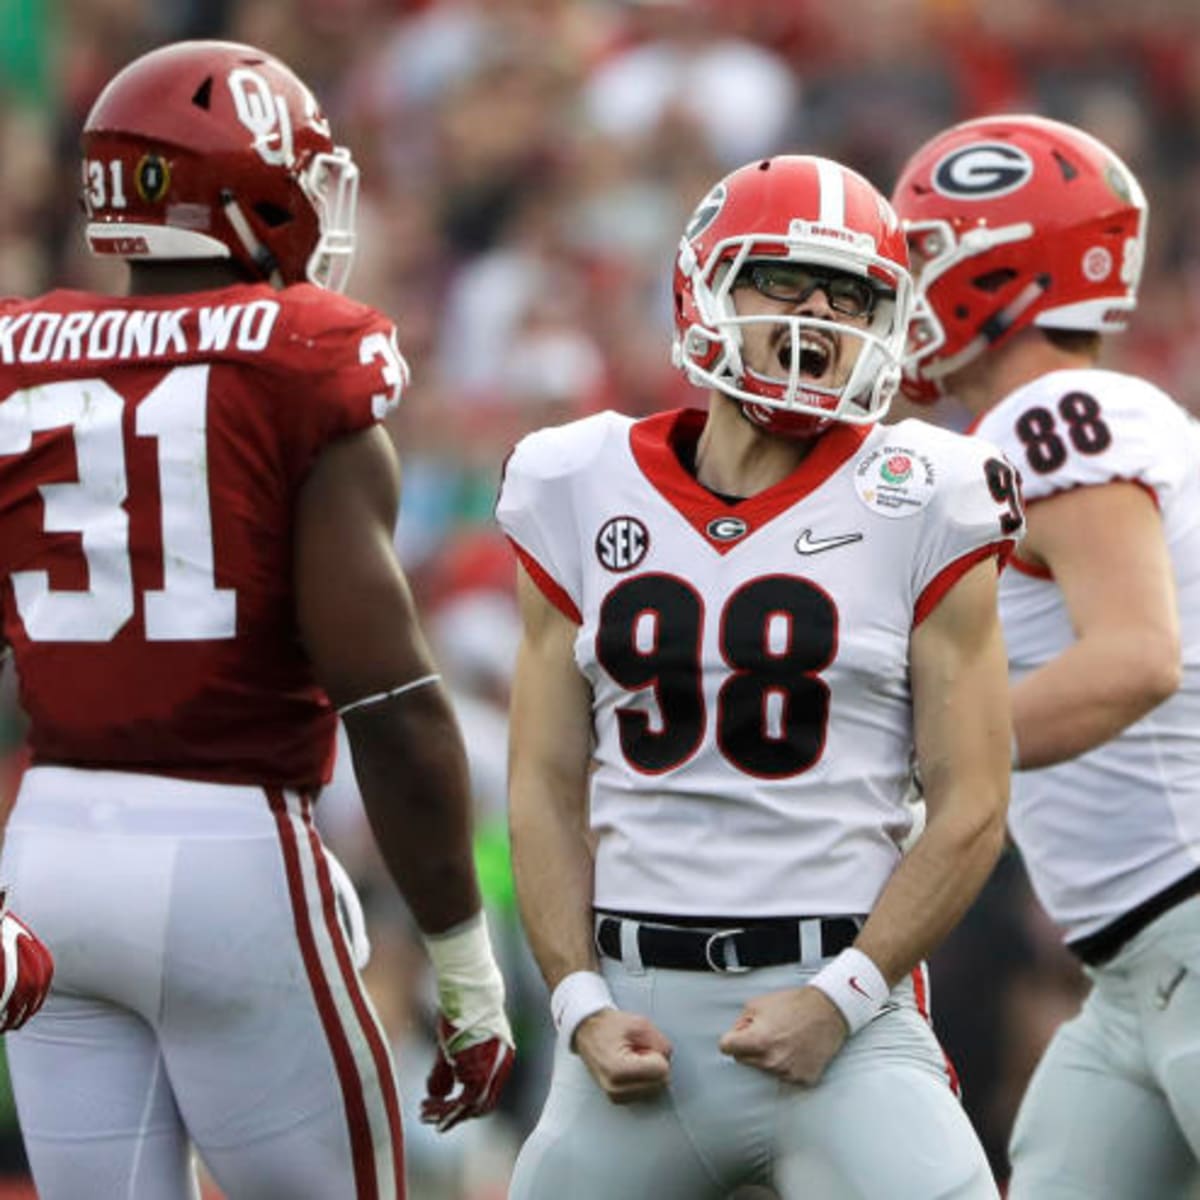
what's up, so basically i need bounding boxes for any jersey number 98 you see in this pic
[596,573,836,779]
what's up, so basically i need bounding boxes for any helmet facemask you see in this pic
[300,146,358,292]
[901,217,1041,394]
[674,229,912,435]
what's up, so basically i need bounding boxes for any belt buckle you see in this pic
[704,927,749,973]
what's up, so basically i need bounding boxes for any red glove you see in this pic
[420,1014,515,1133]
[0,903,53,1032]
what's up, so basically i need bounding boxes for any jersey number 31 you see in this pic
[0,364,233,643]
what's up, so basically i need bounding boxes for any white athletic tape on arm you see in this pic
[424,912,512,1044]
[808,947,889,1034]
[550,970,615,1051]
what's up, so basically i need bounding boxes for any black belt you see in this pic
[595,913,860,974]
[1067,866,1200,967]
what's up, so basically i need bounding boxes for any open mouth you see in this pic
[775,330,834,380]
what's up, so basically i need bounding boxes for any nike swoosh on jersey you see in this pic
[794,529,863,555]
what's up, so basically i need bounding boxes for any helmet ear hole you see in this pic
[254,202,293,228]
[972,268,1017,293]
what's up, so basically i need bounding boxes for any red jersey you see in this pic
[0,282,407,788]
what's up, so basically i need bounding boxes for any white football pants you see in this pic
[1,766,404,1200]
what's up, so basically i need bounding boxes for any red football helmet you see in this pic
[891,114,1148,401]
[81,41,358,291]
[672,155,913,438]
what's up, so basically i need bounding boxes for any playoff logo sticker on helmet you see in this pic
[134,154,170,204]
[932,143,1034,199]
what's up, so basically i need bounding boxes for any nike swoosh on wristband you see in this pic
[794,529,863,555]
[848,976,874,1000]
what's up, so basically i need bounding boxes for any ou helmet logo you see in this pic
[229,68,295,167]
[932,143,1034,199]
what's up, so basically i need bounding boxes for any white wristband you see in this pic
[550,970,614,1051]
[808,947,888,1034]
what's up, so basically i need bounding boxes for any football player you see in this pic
[497,155,1018,1198]
[0,40,513,1200]
[894,114,1200,1197]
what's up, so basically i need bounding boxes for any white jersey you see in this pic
[497,407,1021,918]
[976,368,1200,942]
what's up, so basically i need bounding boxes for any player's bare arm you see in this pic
[508,565,672,1103]
[296,423,514,1129]
[1010,481,1179,770]
[860,557,1010,979]
[296,424,481,933]
[723,558,1010,1085]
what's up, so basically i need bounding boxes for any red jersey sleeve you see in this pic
[266,285,409,483]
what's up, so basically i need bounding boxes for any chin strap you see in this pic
[221,190,282,286]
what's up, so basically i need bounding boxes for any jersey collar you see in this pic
[629,408,871,553]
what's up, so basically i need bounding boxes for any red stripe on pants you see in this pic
[268,788,384,1199]
[300,794,406,1197]
[911,964,961,1096]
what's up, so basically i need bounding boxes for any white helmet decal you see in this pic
[228,68,295,168]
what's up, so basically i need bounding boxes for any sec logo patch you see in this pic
[596,516,649,572]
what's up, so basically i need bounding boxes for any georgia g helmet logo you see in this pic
[932,143,1034,199]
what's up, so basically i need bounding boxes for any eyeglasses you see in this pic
[738,262,888,319]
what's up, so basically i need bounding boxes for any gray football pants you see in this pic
[511,955,998,1199]
[1009,896,1200,1199]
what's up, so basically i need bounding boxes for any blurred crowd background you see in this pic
[1,0,1200,1195]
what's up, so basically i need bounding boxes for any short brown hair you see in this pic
[1042,328,1101,357]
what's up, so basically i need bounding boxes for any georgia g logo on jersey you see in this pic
[932,143,1034,199]
[596,516,649,572]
